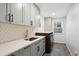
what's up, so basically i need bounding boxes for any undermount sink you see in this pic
[25,37,38,41]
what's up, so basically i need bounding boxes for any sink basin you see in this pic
[25,37,38,41]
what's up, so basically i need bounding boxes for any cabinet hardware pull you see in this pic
[37,46,40,52]
[11,14,13,22]
[30,20,33,26]
[8,13,11,23]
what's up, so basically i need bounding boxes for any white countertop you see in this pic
[0,36,45,56]
[36,31,53,33]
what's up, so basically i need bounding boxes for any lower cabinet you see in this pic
[31,40,41,56]
[31,44,38,56]
[10,45,31,56]
[9,38,45,56]
[39,39,45,55]
[31,39,45,56]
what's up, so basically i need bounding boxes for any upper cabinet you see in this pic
[11,3,23,24]
[22,3,40,27]
[31,4,40,27]
[0,3,6,22]
[0,3,40,27]
[22,3,31,25]
[7,3,23,24]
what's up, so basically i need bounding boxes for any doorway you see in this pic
[44,17,52,32]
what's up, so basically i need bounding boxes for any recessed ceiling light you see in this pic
[52,12,56,17]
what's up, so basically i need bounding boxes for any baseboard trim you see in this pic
[65,44,73,56]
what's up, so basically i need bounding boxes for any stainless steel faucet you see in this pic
[25,30,28,38]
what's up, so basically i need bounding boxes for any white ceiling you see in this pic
[36,3,73,17]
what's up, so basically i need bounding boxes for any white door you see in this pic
[10,3,22,24]
[0,3,6,22]
[44,17,52,32]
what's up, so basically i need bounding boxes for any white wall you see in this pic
[0,22,35,43]
[66,4,79,56]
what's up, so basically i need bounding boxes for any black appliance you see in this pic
[35,32,53,53]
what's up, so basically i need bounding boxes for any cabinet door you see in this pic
[31,44,38,56]
[38,40,43,56]
[31,40,41,56]
[38,39,45,56]
[41,39,45,55]
[10,3,22,24]
[34,5,40,27]
[30,4,40,27]
[22,3,31,25]
[30,4,36,26]
[11,46,31,56]
[0,3,6,22]
[37,45,41,56]
[23,46,31,56]
[31,40,43,56]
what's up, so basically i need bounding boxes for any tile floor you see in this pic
[44,43,70,56]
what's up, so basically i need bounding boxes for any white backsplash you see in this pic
[0,22,35,44]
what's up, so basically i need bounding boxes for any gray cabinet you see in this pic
[31,41,40,56]
[37,39,45,56]
[31,39,45,56]
[7,3,23,24]
[30,4,40,27]
[22,3,31,25]
[39,39,45,55]
[0,3,6,22]
[10,45,31,56]
[9,38,45,56]
[22,3,40,27]
[0,3,40,27]
[31,44,38,56]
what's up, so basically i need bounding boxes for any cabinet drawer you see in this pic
[10,45,31,56]
[33,40,41,45]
